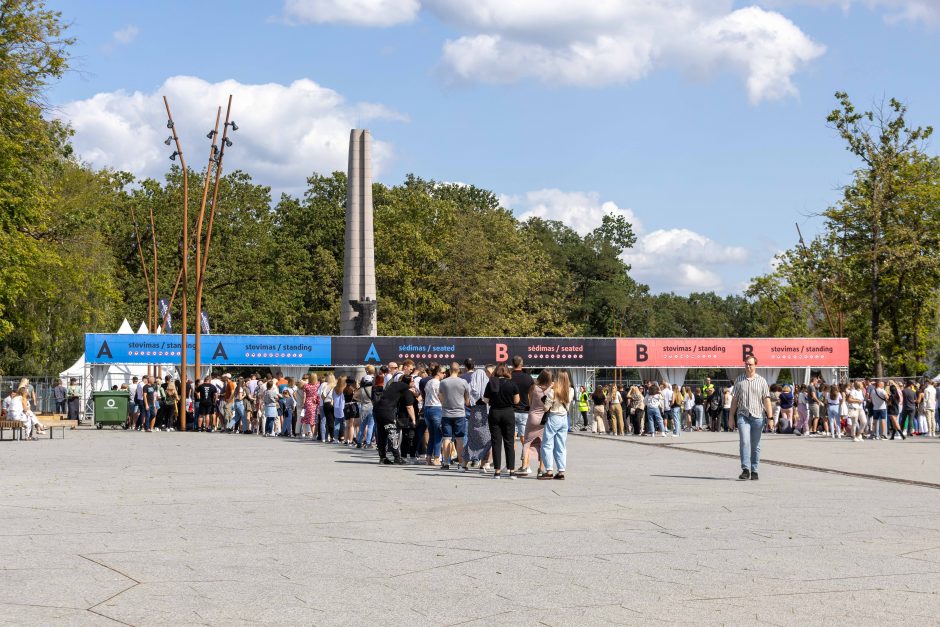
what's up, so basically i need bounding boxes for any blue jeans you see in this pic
[872,408,887,437]
[671,406,681,435]
[233,400,246,432]
[737,414,763,472]
[646,407,664,434]
[693,405,705,428]
[280,410,293,436]
[541,412,568,472]
[424,406,442,458]
[357,406,374,445]
[827,405,840,435]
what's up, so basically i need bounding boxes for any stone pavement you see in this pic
[1,429,938,626]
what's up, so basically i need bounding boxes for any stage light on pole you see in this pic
[164,136,173,146]
[170,151,179,161]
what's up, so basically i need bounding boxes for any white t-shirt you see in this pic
[661,387,673,407]
[871,387,887,411]
[645,393,663,410]
[848,389,864,406]
[924,385,937,411]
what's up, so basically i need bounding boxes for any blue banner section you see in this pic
[85,334,332,366]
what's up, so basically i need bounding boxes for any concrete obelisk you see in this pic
[341,129,377,341]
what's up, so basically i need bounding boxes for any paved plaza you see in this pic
[1,429,938,626]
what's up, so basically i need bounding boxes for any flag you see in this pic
[157,299,172,332]
[200,311,210,335]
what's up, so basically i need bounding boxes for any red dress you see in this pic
[302,383,320,425]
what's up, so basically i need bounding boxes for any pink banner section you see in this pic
[615,338,849,368]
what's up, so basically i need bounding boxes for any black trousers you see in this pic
[630,409,643,435]
[375,419,401,461]
[488,407,516,472]
[400,423,416,458]
[323,402,334,440]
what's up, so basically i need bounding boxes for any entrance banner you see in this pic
[615,338,849,368]
[84,334,332,366]
[330,336,617,367]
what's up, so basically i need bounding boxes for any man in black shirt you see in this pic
[141,376,157,432]
[372,373,415,464]
[196,376,218,432]
[510,356,533,469]
[900,381,918,437]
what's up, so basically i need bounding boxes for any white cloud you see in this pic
[501,188,643,234]
[622,228,749,293]
[503,188,749,293]
[283,0,420,26]
[763,1,940,25]
[112,25,139,45]
[429,0,825,103]
[55,76,406,197]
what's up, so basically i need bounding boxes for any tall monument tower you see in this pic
[341,129,377,338]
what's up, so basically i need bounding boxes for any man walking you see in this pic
[728,356,772,481]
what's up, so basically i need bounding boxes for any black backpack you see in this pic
[370,384,383,405]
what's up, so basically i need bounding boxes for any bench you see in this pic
[0,418,76,440]
[38,418,77,439]
[0,420,25,441]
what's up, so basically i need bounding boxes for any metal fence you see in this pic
[0,376,76,414]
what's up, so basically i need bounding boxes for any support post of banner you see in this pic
[164,96,188,431]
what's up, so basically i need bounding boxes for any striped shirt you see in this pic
[732,374,771,418]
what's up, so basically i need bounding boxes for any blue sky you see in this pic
[49,0,940,295]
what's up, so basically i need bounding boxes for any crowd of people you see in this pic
[113,357,571,478]
[576,375,938,441]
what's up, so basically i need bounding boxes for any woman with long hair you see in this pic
[520,369,552,477]
[343,378,360,446]
[301,374,320,439]
[779,385,794,431]
[682,385,694,431]
[887,380,903,440]
[483,364,520,479]
[590,384,607,434]
[540,370,572,480]
[627,385,644,435]
[826,383,842,439]
[332,376,347,444]
[645,383,667,437]
[11,387,45,439]
[670,384,682,436]
[319,373,336,442]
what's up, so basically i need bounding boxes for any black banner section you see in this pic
[330,336,617,368]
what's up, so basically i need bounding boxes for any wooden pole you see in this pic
[130,206,153,377]
[163,96,188,430]
[199,95,233,283]
[192,107,222,386]
[148,203,159,379]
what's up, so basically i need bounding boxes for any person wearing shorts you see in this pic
[510,356,533,467]
[438,363,470,471]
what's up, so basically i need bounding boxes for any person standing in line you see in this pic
[195,375,217,433]
[627,385,644,435]
[140,375,157,433]
[462,359,492,470]
[659,381,673,433]
[899,381,918,438]
[923,379,937,438]
[261,381,280,436]
[826,383,843,439]
[540,370,572,480]
[644,383,667,437]
[728,356,772,481]
[779,385,794,433]
[355,370,375,448]
[590,384,607,434]
[869,380,887,440]
[300,374,320,439]
[483,365,520,479]
[438,362,470,471]
[807,379,821,435]
[609,385,624,436]
[422,364,444,465]
[331,376,347,444]
[372,368,413,464]
[221,374,236,432]
[520,369,552,477]
[886,380,903,440]
[510,356,533,465]
[319,373,336,442]
[682,386,694,431]
[577,386,589,431]
[669,384,682,437]
[722,385,734,432]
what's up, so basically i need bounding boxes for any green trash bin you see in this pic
[92,391,129,429]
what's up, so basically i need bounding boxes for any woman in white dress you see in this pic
[10,387,45,440]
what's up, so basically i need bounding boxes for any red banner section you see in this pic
[615,338,849,368]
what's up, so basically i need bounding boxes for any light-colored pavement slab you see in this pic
[585,430,940,486]
[1,429,938,626]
